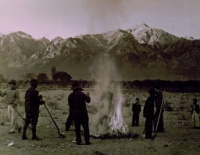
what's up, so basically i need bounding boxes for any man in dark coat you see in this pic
[65,108,73,131]
[68,81,91,145]
[143,89,155,139]
[132,98,141,126]
[22,79,44,140]
[154,86,164,132]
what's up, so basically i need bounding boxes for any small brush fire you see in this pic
[90,87,140,140]
[90,56,140,139]
[91,110,140,139]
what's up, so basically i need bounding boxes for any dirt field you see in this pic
[0,89,200,155]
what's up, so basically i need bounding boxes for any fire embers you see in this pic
[92,131,140,140]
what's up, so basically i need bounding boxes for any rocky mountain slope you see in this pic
[0,24,199,80]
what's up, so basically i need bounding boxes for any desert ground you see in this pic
[0,87,200,155]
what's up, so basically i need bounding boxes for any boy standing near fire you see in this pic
[132,97,141,126]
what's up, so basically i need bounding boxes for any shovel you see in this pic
[43,101,66,138]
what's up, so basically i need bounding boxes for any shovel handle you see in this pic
[43,102,60,132]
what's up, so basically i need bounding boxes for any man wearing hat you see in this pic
[68,81,91,145]
[22,79,44,140]
[0,79,21,133]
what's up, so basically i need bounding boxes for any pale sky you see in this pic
[0,0,199,40]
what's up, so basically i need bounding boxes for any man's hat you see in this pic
[71,81,83,91]
[148,88,155,95]
[193,98,197,102]
[8,79,16,85]
[30,79,38,85]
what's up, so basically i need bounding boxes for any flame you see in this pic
[108,87,129,135]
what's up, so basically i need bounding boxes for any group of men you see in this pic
[132,86,200,139]
[132,86,165,139]
[1,79,199,145]
[0,79,44,140]
[0,79,91,145]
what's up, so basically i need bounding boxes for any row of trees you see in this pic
[1,70,200,92]
[14,67,72,86]
[0,67,72,87]
[123,79,200,92]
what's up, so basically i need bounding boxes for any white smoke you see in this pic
[89,54,129,135]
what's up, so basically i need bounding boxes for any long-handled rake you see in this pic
[43,101,66,138]
[150,91,165,149]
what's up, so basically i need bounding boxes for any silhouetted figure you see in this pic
[22,79,44,140]
[154,86,164,132]
[132,98,141,126]
[143,89,155,139]
[68,81,91,145]
[65,109,74,131]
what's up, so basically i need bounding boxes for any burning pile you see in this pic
[90,86,130,138]
[89,85,142,139]
[89,55,131,138]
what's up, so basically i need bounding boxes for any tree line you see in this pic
[0,70,200,92]
[123,79,200,92]
[0,66,72,87]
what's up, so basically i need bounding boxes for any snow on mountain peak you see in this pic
[102,29,124,42]
[127,23,179,45]
[128,23,149,35]
[12,31,33,39]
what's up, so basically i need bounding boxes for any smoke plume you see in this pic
[89,54,129,135]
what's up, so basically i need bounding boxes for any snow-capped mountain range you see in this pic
[0,24,199,80]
